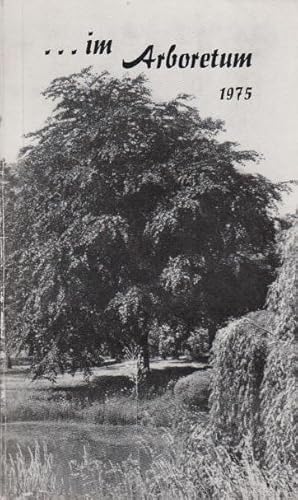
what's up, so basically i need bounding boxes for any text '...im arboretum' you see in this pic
[44,33,253,69]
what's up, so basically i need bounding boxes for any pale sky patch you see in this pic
[1,0,297,213]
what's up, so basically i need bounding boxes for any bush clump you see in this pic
[174,369,211,410]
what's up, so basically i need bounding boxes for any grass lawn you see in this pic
[1,357,208,422]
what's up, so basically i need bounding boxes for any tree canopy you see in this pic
[8,67,284,378]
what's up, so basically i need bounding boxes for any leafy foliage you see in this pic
[9,68,284,378]
[209,310,271,457]
[208,221,297,470]
[185,327,209,360]
[174,369,211,410]
[148,320,188,358]
[260,221,297,470]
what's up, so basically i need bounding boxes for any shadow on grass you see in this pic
[4,362,210,425]
[50,375,135,403]
[140,365,209,397]
[3,359,210,409]
[48,364,210,403]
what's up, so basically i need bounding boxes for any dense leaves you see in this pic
[8,68,284,378]
[209,310,272,458]
[208,221,297,470]
[260,221,296,470]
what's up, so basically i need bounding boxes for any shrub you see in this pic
[208,222,297,470]
[174,369,211,410]
[260,222,297,470]
[209,310,271,458]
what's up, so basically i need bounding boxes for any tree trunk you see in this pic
[140,334,150,372]
[208,324,217,347]
[7,355,12,369]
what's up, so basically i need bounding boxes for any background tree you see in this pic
[9,67,285,378]
[0,162,20,368]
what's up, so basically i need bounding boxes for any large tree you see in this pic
[9,68,284,378]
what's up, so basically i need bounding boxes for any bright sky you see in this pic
[1,0,297,212]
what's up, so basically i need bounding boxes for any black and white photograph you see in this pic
[0,0,297,498]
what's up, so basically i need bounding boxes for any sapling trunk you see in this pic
[142,338,150,372]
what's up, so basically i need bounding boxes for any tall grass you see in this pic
[2,434,296,499]
[3,442,62,499]
[4,389,190,428]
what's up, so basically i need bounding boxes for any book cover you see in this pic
[0,1,297,498]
